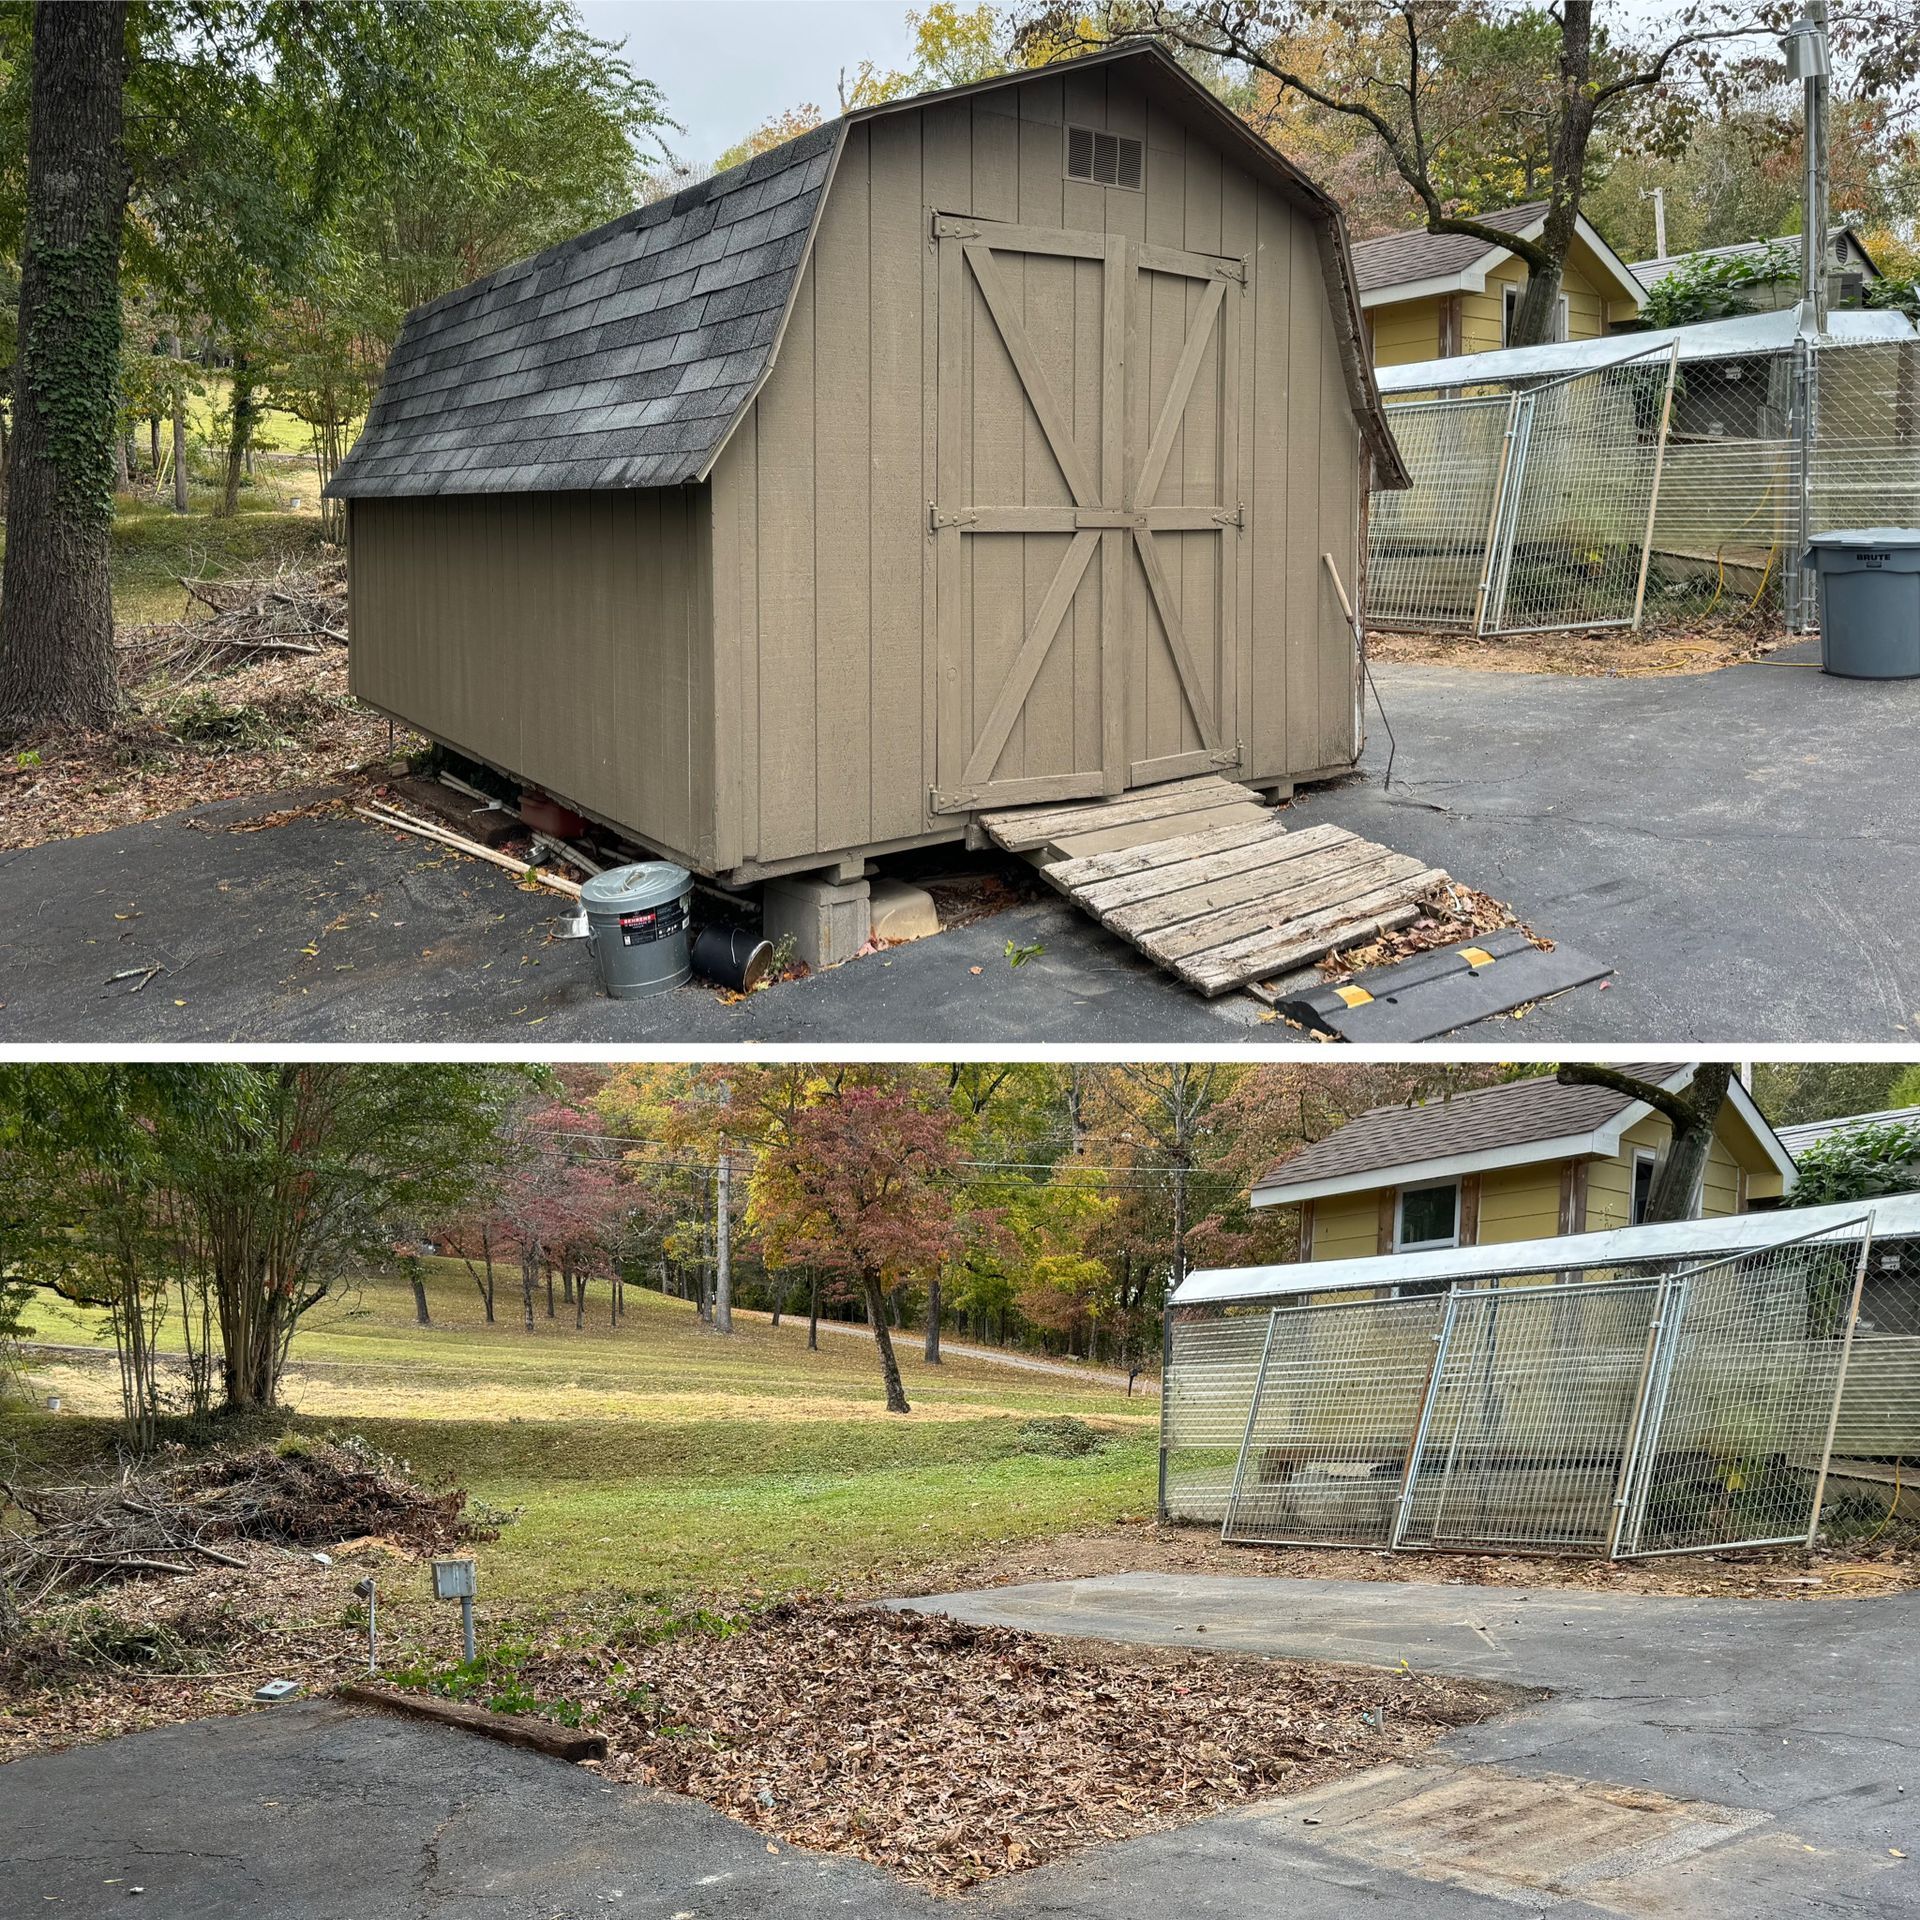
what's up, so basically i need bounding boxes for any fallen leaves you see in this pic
[1316,881,1546,980]
[519,1599,1511,1889]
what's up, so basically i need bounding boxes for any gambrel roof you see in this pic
[328,42,1408,502]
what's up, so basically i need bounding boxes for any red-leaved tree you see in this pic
[755,1082,964,1413]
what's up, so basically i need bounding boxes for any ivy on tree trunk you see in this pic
[0,1,130,739]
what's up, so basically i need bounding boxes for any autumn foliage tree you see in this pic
[754,1081,965,1413]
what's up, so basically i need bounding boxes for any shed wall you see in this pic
[347,490,714,867]
[709,71,1366,874]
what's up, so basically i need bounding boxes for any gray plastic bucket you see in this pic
[580,861,692,998]
[1805,529,1920,680]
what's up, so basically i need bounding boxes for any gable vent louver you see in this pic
[1066,125,1144,190]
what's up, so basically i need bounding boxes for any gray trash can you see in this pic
[1805,529,1920,679]
[580,861,692,998]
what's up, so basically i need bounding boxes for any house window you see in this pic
[1395,1180,1459,1252]
[1631,1150,1658,1225]
[1065,125,1143,190]
[1502,285,1570,345]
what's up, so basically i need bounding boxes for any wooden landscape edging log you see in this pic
[336,1682,608,1762]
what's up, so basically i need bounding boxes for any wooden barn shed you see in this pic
[329,43,1408,886]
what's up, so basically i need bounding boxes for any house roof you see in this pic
[1629,225,1882,288]
[1254,1065,1679,1202]
[1351,203,1549,293]
[1174,1190,1907,1309]
[1350,202,1645,314]
[1776,1106,1920,1157]
[329,42,1408,503]
[1251,1065,1795,1208]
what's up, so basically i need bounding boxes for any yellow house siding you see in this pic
[1368,295,1443,366]
[1311,1192,1382,1262]
[1364,234,1636,365]
[1475,1164,1567,1244]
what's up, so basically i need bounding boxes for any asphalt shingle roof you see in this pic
[1350,202,1547,294]
[326,125,837,499]
[1255,1064,1686,1196]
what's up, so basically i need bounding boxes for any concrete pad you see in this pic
[868,875,940,942]
[760,871,871,971]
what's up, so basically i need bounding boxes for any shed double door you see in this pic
[930,213,1244,815]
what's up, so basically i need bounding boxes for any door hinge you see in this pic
[929,504,978,533]
[932,213,979,241]
[1212,504,1245,528]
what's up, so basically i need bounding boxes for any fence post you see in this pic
[1608,1275,1674,1560]
[1477,395,1533,635]
[1629,344,1681,631]
[1390,1290,1461,1550]
[1805,1218,1875,1550]
[1219,1308,1282,1543]
[1786,337,1816,632]
[1156,1301,1174,1523]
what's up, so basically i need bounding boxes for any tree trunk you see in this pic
[807,1269,820,1351]
[714,1146,733,1333]
[924,1275,942,1365]
[545,1267,555,1318]
[575,1275,588,1329]
[561,1268,574,1306]
[169,329,189,512]
[220,348,258,515]
[1509,2,1594,347]
[0,0,128,740]
[521,1254,536,1331]
[113,433,129,493]
[148,414,160,476]
[481,1231,495,1322]
[1558,1063,1734,1222]
[863,1272,910,1414]
[410,1272,430,1326]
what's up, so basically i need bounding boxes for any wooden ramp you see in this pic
[979,776,1450,998]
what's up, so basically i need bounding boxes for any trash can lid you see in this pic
[580,860,692,911]
[1807,527,1920,547]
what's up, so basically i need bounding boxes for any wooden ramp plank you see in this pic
[979,775,1250,852]
[971,778,1450,1000]
[1047,801,1270,862]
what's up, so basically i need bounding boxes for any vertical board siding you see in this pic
[347,491,705,861]
[703,79,1367,869]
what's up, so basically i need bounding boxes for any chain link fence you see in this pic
[1372,336,1920,637]
[1187,1215,1919,1559]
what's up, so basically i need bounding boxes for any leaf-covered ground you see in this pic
[1368,613,1787,677]
[448,1598,1516,1889]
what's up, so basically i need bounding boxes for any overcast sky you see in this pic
[574,1,918,168]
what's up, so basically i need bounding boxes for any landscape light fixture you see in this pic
[433,1557,478,1664]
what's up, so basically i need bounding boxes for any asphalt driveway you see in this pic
[2,649,1916,1043]
[4,1576,1911,1918]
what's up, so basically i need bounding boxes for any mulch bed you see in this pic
[1368,615,1784,678]
[519,1599,1512,1888]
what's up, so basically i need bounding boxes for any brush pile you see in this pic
[119,556,349,687]
[0,1437,482,1609]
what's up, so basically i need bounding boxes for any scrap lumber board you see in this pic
[980,780,1452,999]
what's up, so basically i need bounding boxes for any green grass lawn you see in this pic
[8,1260,1159,1604]
[107,493,330,625]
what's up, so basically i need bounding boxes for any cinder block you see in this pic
[868,878,940,944]
[763,872,871,971]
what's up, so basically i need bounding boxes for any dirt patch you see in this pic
[461,1597,1514,1890]
[891,1519,1920,1604]
[1366,617,1786,678]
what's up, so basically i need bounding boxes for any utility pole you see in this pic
[1787,2,1831,340]
[714,1142,733,1334]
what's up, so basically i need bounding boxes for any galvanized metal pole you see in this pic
[1155,1297,1174,1523]
[1806,1218,1874,1549]
[1391,1291,1462,1550]
[1220,1309,1281,1544]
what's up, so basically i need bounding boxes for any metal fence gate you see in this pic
[1367,344,1678,637]
[1615,1226,1871,1556]
[1219,1294,1447,1546]
[1395,1279,1665,1554]
[1214,1216,1876,1560]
